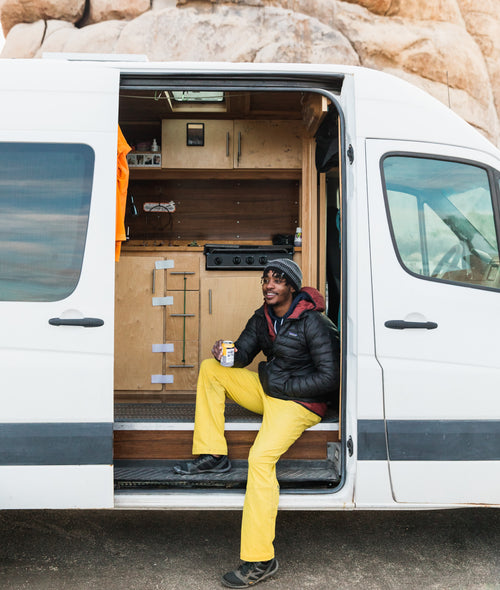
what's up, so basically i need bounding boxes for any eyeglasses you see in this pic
[261,273,287,286]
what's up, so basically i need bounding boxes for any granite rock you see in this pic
[1,0,499,144]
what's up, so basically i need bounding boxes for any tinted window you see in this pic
[0,143,94,301]
[382,156,500,289]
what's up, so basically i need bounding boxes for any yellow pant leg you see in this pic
[240,397,321,562]
[192,358,265,456]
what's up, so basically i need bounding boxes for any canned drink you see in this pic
[220,340,235,367]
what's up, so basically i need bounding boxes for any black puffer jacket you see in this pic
[234,287,340,403]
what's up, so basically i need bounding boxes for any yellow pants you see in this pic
[193,358,321,562]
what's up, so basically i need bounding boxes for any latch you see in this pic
[347,144,354,164]
[347,436,354,457]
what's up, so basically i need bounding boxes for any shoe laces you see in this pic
[239,562,254,576]
[192,454,212,466]
[239,560,267,576]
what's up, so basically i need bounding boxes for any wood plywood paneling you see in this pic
[114,429,338,460]
[115,255,164,390]
[125,179,299,242]
[164,340,199,391]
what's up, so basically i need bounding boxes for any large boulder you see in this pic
[0,19,46,57]
[113,6,358,64]
[0,0,85,35]
[84,0,150,26]
[341,0,463,23]
[1,0,500,145]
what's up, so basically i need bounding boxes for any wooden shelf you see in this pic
[129,168,301,180]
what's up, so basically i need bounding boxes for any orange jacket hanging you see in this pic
[115,126,131,261]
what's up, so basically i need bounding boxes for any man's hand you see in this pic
[212,339,224,361]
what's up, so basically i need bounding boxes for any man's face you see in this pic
[261,270,295,310]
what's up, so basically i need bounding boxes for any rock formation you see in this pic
[1,0,499,145]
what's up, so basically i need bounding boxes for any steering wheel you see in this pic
[432,243,465,278]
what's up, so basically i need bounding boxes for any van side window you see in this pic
[382,155,500,290]
[0,143,94,301]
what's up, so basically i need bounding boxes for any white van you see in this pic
[1,58,499,510]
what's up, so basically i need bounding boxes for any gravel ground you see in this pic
[1,508,500,589]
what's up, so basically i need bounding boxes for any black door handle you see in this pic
[49,317,104,328]
[384,320,438,330]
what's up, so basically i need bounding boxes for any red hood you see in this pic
[263,286,326,339]
[289,287,326,317]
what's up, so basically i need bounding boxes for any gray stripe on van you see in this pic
[358,419,387,460]
[358,420,500,461]
[0,423,113,465]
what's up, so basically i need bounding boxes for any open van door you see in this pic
[366,139,500,505]
[0,60,119,508]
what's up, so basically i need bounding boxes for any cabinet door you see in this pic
[166,290,199,342]
[200,274,265,371]
[164,340,199,391]
[162,119,233,169]
[165,252,200,290]
[234,120,303,169]
[115,256,165,391]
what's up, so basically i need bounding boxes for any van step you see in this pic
[115,402,264,423]
[114,402,339,428]
[113,403,339,462]
[114,459,340,490]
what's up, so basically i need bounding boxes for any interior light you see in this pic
[169,91,224,103]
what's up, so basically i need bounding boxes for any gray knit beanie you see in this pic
[263,258,302,292]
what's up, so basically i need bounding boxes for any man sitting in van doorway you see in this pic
[174,259,339,588]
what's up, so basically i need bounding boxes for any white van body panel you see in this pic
[0,60,119,508]
[365,139,500,505]
[0,60,499,509]
[0,466,111,509]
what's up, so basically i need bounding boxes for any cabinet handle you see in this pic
[170,271,195,275]
[226,131,230,157]
[209,289,212,315]
[170,313,195,317]
[152,268,156,293]
[237,132,241,165]
[169,364,195,369]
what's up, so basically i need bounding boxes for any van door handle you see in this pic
[49,317,104,327]
[384,320,438,330]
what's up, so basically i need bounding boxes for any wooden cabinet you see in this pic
[233,120,303,169]
[114,252,201,395]
[161,119,303,170]
[116,253,307,395]
[162,120,233,169]
[114,255,164,391]
[200,272,265,372]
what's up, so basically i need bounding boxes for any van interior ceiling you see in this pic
[114,84,343,492]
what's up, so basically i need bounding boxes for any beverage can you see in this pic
[221,340,235,367]
[294,227,302,247]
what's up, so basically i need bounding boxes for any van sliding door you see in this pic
[366,139,500,505]
[0,60,119,508]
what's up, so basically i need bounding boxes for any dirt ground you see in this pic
[1,508,499,589]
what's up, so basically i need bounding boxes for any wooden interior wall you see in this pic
[125,179,300,242]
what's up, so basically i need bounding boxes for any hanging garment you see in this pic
[115,126,131,261]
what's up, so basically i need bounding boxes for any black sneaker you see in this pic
[221,558,279,588]
[173,454,231,475]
